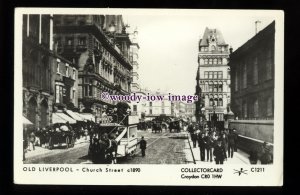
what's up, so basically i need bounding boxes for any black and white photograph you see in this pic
[14,8,283,186]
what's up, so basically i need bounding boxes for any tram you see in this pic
[88,115,139,163]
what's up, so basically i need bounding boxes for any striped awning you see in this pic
[52,112,76,124]
[65,110,84,121]
[79,113,95,122]
[52,113,67,124]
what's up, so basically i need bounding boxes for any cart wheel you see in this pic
[66,136,69,149]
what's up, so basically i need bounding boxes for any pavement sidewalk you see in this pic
[185,133,251,164]
[24,137,89,159]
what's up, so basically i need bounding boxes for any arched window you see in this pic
[218,98,223,106]
[209,59,212,64]
[204,59,208,64]
[218,84,223,92]
[209,98,214,106]
[214,84,218,92]
[211,45,216,51]
[214,98,218,106]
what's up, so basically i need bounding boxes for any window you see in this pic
[133,105,137,112]
[55,85,64,103]
[267,97,273,116]
[209,85,213,92]
[66,37,73,45]
[213,84,218,92]
[214,98,218,106]
[217,58,222,64]
[218,71,223,79]
[72,89,76,99]
[149,109,152,115]
[149,102,152,107]
[213,58,217,64]
[218,98,223,106]
[242,63,247,89]
[218,84,223,92]
[209,59,213,64]
[253,57,258,85]
[204,59,208,64]
[204,72,208,79]
[72,69,76,79]
[266,49,273,80]
[78,37,86,45]
[56,61,60,73]
[253,99,259,118]
[209,72,213,79]
[211,45,216,51]
[209,98,214,106]
[213,72,218,79]
[204,47,208,51]
[162,108,165,114]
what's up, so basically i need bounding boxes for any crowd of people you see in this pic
[188,123,273,165]
[188,124,238,164]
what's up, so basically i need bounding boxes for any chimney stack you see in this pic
[255,20,261,34]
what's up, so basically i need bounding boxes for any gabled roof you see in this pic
[199,27,227,46]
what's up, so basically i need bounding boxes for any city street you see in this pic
[24,129,250,164]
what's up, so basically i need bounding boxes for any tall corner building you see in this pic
[130,28,141,92]
[197,27,231,122]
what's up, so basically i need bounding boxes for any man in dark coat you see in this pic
[227,130,235,158]
[198,133,206,161]
[139,136,147,157]
[213,139,226,164]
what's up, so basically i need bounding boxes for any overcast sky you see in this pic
[123,11,275,96]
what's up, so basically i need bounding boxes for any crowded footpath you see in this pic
[187,123,273,165]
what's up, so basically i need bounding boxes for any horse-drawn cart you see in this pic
[48,124,75,150]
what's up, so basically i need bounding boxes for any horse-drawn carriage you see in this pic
[48,124,76,150]
[168,120,181,133]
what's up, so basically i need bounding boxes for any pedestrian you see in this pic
[198,133,206,161]
[232,128,239,152]
[205,132,214,162]
[220,133,228,160]
[139,136,147,157]
[227,129,235,158]
[213,139,226,164]
[29,131,36,151]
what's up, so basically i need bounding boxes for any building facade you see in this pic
[53,15,133,122]
[129,28,141,92]
[229,21,275,121]
[22,14,79,128]
[197,28,231,122]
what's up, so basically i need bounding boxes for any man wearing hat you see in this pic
[139,136,147,157]
[213,139,226,164]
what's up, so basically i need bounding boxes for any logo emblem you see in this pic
[233,168,248,176]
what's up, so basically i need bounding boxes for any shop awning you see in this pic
[52,113,68,124]
[53,112,76,124]
[79,113,95,122]
[65,110,84,121]
[23,116,33,125]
